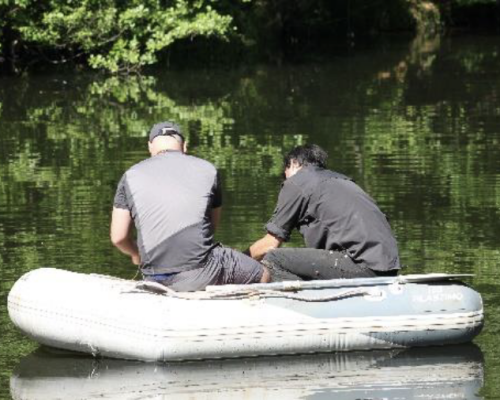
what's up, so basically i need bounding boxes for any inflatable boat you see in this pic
[7,268,484,362]
[10,344,484,400]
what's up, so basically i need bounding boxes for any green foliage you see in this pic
[0,0,440,73]
[2,0,236,72]
[1,0,499,73]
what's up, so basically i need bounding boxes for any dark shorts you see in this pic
[262,248,399,281]
[145,246,264,292]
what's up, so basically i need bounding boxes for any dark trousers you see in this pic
[262,248,398,281]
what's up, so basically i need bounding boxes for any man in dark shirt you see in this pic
[111,121,270,291]
[246,144,400,280]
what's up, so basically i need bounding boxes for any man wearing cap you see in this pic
[110,121,270,291]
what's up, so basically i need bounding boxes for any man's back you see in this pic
[111,120,268,291]
[114,151,220,274]
[272,166,400,271]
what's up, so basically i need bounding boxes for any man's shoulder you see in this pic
[124,154,217,183]
[121,157,155,179]
[285,167,353,195]
[281,173,309,196]
[129,153,216,170]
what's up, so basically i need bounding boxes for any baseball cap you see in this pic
[148,121,185,143]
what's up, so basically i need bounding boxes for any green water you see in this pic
[1,33,499,399]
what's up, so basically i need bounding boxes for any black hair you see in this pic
[283,144,328,170]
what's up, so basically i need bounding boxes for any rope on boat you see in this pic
[127,281,374,302]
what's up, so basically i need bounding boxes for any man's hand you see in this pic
[131,253,141,266]
[246,233,283,261]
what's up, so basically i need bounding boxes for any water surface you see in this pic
[1,33,499,399]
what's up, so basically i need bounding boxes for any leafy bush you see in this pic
[1,0,236,73]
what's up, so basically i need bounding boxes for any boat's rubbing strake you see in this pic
[206,273,476,292]
[131,273,476,301]
[133,280,375,302]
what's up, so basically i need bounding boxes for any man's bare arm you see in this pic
[110,207,140,265]
[246,233,283,261]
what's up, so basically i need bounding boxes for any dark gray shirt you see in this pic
[266,166,400,271]
[113,151,221,274]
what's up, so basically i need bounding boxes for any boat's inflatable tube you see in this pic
[8,268,483,361]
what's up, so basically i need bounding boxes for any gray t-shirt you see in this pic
[266,166,400,272]
[113,151,221,274]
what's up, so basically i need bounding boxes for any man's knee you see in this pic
[262,248,287,268]
[261,258,303,282]
[262,250,275,264]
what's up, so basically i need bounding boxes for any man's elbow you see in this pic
[110,232,127,248]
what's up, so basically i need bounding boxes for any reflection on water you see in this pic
[11,345,484,400]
